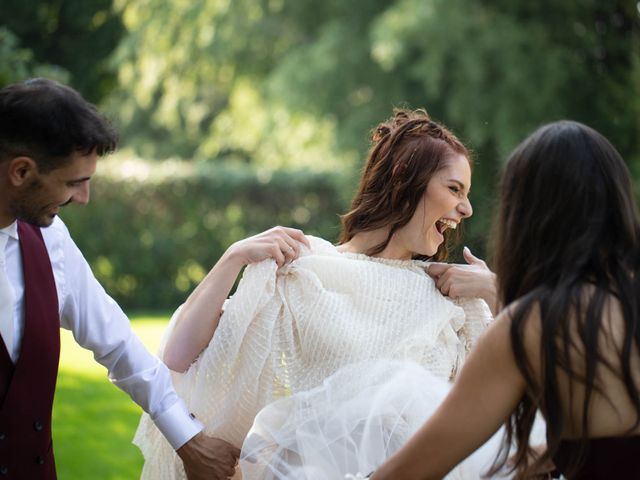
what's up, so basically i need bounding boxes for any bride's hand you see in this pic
[226,226,310,268]
[164,226,310,373]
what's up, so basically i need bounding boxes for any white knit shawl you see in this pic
[133,236,493,479]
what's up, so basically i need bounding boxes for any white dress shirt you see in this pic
[0,217,202,449]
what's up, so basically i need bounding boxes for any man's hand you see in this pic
[177,432,241,480]
[426,247,498,315]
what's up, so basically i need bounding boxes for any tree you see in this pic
[0,0,125,102]
[108,0,639,251]
[0,27,69,86]
[110,0,638,160]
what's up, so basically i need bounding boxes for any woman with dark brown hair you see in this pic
[371,120,640,479]
[133,109,496,479]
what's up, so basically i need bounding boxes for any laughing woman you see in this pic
[133,109,495,479]
[371,121,640,480]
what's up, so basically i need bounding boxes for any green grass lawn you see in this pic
[52,314,170,480]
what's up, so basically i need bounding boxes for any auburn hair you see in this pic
[339,108,471,261]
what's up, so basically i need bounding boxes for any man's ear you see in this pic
[7,156,39,187]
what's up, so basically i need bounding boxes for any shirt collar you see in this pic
[0,221,19,241]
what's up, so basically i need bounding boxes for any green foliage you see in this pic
[107,0,364,163]
[106,0,639,255]
[4,0,639,271]
[110,0,639,157]
[264,0,639,238]
[0,0,124,101]
[0,27,69,86]
[61,157,351,310]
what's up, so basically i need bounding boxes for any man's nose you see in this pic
[71,182,90,205]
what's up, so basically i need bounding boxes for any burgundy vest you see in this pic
[0,221,60,479]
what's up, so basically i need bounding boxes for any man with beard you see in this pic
[0,78,239,479]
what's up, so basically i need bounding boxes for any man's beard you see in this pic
[10,179,56,228]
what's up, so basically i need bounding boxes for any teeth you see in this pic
[437,219,457,230]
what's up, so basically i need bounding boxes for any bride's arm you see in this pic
[163,226,309,372]
[371,308,534,480]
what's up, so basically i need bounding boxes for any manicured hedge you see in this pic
[61,158,353,310]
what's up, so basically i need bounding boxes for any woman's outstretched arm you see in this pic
[371,309,529,480]
[163,226,309,372]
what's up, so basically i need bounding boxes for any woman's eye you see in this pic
[449,186,460,194]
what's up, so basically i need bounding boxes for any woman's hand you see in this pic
[164,226,309,372]
[426,247,498,315]
[226,226,310,268]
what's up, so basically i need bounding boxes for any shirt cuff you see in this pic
[152,400,204,450]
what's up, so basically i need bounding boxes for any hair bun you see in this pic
[393,108,431,126]
[372,125,391,143]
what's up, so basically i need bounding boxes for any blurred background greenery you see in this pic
[2,0,639,477]
[1,0,638,309]
[53,314,167,479]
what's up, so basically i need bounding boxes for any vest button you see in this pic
[0,465,7,475]
[33,421,43,432]
[35,456,45,465]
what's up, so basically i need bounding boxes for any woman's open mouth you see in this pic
[435,218,457,234]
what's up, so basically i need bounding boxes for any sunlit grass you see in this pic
[53,314,170,480]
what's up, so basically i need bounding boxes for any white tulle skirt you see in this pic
[240,360,512,480]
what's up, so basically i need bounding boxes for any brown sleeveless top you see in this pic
[552,435,640,479]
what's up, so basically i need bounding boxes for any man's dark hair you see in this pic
[0,78,118,172]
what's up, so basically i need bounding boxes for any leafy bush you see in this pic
[0,27,69,86]
[62,157,353,310]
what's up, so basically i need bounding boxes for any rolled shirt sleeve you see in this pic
[44,218,202,449]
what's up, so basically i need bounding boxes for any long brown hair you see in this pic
[490,121,640,478]
[339,108,471,261]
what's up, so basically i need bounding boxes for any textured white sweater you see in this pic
[133,236,493,479]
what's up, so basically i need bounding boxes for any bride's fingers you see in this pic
[276,237,299,264]
[282,237,302,260]
[242,226,308,265]
[264,238,294,267]
[284,244,296,261]
[267,231,301,262]
[268,242,286,267]
[276,226,309,249]
[268,226,309,254]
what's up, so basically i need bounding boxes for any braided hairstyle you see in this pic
[339,108,471,261]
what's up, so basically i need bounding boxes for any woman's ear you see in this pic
[7,156,38,187]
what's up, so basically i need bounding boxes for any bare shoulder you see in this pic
[490,300,544,377]
[491,301,542,340]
